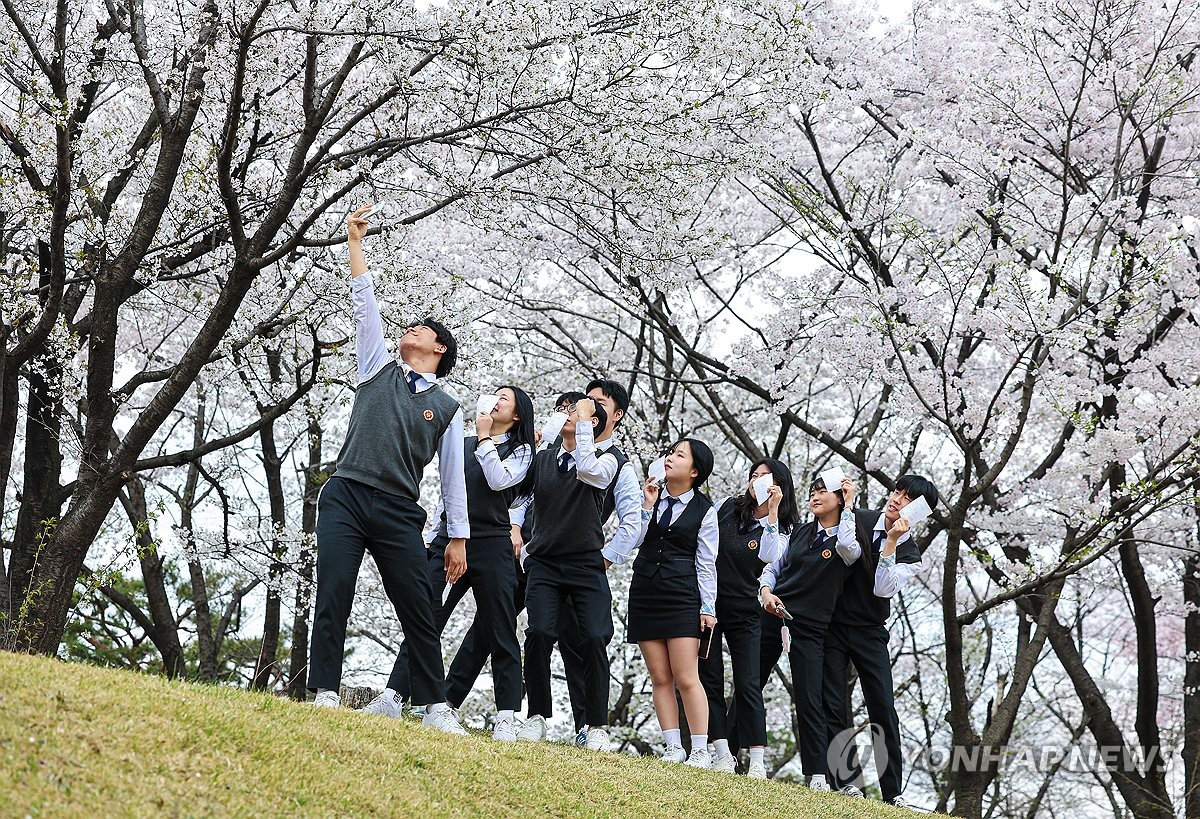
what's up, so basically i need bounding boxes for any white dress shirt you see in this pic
[872,515,922,597]
[474,431,533,491]
[350,272,468,538]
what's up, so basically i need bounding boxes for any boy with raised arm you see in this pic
[307,205,468,735]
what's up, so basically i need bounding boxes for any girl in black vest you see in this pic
[375,385,536,742]
[701,458,800,778]
[626,438,719,768]
[758,475,861,790]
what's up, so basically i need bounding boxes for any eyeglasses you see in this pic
[557,402,578,414]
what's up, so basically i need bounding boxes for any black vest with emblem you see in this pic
[771,520,851,627]
[526,446,617,557]
[833,508,921,626]
[430,436,523,547]
[715,498,774,605]
[632,493,713,584]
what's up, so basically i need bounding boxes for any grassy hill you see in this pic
[0,652,923,817]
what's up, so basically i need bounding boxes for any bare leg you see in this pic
[667,636,708,737]
[639,639,680,730]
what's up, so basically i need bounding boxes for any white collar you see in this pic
[662,488,695,505]
[490,431,511,443]
[400,361,437,383]
[873,513,910,545]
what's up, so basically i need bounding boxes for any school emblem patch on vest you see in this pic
[748,539,758,551]
[423,410,435,421]
[822,549,832,559]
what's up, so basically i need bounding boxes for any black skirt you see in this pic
[626,570,702,642]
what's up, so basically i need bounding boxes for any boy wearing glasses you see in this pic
[306,206,468,736]
[822,474,938,809]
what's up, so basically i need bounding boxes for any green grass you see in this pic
[0,652,920,817]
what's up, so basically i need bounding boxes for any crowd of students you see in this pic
[307,207,937,810]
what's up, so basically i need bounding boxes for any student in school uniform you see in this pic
[307,206,467,735]
[700,459,801,778]
[758,475,862,789]
[517,397,618,750]
[822,475,938,808]
[363,386,537,741]
[443,392,590,735]
[609,438,719,768]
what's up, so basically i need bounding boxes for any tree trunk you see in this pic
[1183,515,1200,819]
[6,358,66,642]
[118,477,185,678]
[251,408,286,691]
[286,418,322,700]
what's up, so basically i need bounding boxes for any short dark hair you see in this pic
[588,402,608,435]
[671,438,713,487]
[414,317,457,378]
[809,476,846,513]
[556,391,586,410]
[896,474,938,509]
[586,379,630,423]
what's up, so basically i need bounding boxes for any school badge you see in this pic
[822,549,832,559]
[423,410,435,421]
[748,539,759,551]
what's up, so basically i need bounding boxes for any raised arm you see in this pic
[347,207,391,383]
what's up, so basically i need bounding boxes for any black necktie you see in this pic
[557,452,573,474]
[657,496,679,527]
[811,529,832,551]
[405,370,421,394]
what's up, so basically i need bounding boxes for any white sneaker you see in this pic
[684,747,712,768]
[584,726,610,751]
[712,751,737,773]
[422,707,468,736]
[661,743,687,763]
[492,716,518,742]
[747,759,768,779]
[517,714,547,742]
[840,785,865,798]
[889,795,915,810]
[360,690,402,718]
[809,774,831,791]
[312,690,340,708]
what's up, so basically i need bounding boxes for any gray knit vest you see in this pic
[333,362,460,500]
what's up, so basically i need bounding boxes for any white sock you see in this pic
[749,747,765,765]
[690,734,707,753]
[426,702,449,715]
[713,739,731,757]
[663,728,681,746]
[497,709,514,723]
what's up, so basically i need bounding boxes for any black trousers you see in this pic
[524,552,614,725]
[446,560,591,728]
[698,598,767,747]
[823,621,904,800]
[759,612,830,778]
[309,476,445,704]
[387,535,522,711]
